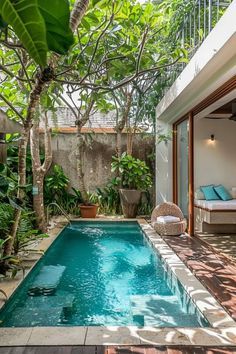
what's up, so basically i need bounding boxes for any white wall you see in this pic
[194,118,236,189]
[156,120,172,204]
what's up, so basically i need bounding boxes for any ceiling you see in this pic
[205,99,236,119]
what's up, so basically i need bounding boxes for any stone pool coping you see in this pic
[0,217,236,347]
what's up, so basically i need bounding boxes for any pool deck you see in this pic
[164,234,236,319]
[1,218,236,349]
[0,346,236,354]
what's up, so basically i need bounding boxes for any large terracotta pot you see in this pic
[119,189,142,218]
[80,204,98,218]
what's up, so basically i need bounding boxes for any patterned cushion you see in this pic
[200,185,220,201]
[214,185,232,201]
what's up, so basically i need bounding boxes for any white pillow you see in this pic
[231,187,236,199]
[195,189,205,200]
[156,216,181,224]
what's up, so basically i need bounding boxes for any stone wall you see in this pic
[49,132,155,192]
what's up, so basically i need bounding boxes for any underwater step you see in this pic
[28,265,66,296]
[26,292,75,311]
[130,295,201,327]
[6,307,63,327]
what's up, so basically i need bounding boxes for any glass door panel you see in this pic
[177,120,189,218]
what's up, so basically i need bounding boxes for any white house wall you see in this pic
[194,118,236,190]
[155,121,172,204]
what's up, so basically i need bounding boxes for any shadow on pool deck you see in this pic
[163,234,236,319]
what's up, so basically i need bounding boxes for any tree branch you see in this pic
[0,92,25,122]
[136,27,149,74]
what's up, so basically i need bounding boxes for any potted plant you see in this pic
[111,153,152,218]
[79,190,98,218]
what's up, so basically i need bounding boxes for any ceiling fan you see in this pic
[206,102,236,121]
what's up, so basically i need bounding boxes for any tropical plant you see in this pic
[111,153,153,191]
[0,203,14,239]
[0,0,74,67]
[44,164,70,204]
[13,210,48,255]
[0,237,24,278]
[0,0,87,245]
[96,179,121,215]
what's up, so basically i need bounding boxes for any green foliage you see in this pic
[0,163,23,210]
[0,202,13,239]
[38,0,74,55]
[0,236,23,277]
[0,0,48,67]
[44,165,83,215]
[96,178,121,215]
[44,164,69,203]
[14,211,48,255]
[0,0,73,67]
[111,153,153,190]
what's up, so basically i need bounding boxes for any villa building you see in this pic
[156,0,236,235]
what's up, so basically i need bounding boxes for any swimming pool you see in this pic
[0,221,209,327]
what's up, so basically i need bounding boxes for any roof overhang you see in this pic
[156,0,236,124]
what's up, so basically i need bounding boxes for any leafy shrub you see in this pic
[14,211,48,255]
[44,165,83,215]
[0,203,14,239]
[96,179,121,215]
[111,153,153,190]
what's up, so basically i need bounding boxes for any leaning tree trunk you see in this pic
[4,125,30,258]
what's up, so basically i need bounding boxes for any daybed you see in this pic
[195,190,236,233]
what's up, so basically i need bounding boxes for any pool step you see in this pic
[130,294,197,327]
[7,293,76,326]
[8,307,63,326]
[28,265,66,296]
[27,292,75,311]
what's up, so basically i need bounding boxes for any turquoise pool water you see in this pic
[0,221,209,327]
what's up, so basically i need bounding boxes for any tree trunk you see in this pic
[115,91,133,157]
[116,130,122,158]
[32,171,46,232]
[0,133,6,163]
[75,100,95,204]
[126,130,133,156]
[4,126,30,258]
[30,114,52,232]
[76,127,88,203]
[70,0,90,32]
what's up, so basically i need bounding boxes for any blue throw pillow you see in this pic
[200,185,221,200]
[214,185,232,201]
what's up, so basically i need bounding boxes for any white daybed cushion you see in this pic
[231,187,236,199]
[156,216,181,224]
[195,199,236,210]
